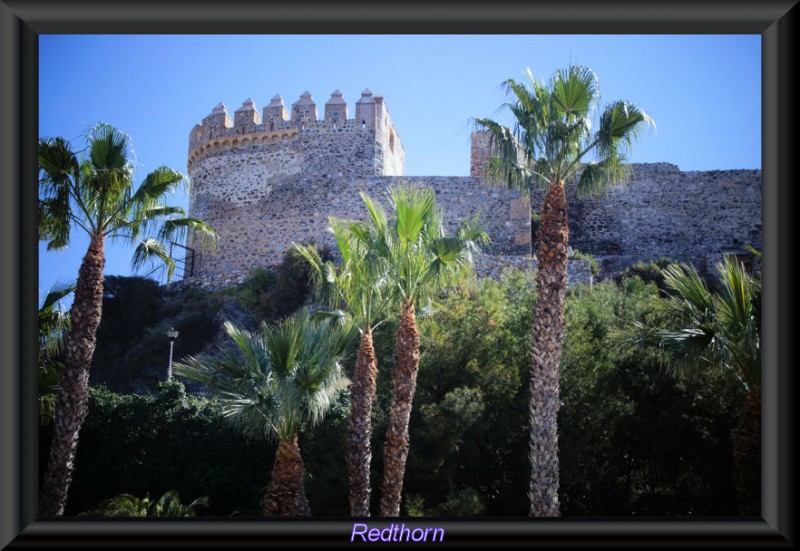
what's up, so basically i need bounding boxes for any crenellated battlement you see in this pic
[188,89,405,173]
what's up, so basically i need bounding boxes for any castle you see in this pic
[185,89,761,289]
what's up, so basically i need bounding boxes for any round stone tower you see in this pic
[186,90,405,287]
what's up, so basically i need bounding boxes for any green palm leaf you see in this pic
[550,65,598,119]
[174,310,353,443]
[390,186,434,245]
[618,258,760,391]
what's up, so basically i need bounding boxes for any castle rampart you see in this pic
[185,91,761,290]
[528,163,762,275]
[468,132,762,275]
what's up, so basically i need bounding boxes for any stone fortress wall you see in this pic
[532,163,762,275]
[186,88,761,289]
[187,89,533,288]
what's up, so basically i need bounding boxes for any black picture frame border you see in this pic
[1,1,795,548]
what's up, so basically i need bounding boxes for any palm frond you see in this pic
[131,238,174,281]
[456,215,492,253]
[617,257,760,392]
[83,491,208,517]
[575,153,632,197]
[472,119,536,190]
[130,166,185,208]
[38,138,80,249]
[38,137,80,196]
[84,124,136,222]
[359,192,388,234]
[87,123,133,173]
[358,185,486,305]
[224,321,270,379]
[476,65,654,198]
[595,101,654,164]
[39,392,58,425]
[389,185,435,246]
[660,263,715,321]
[156,217,218,253]
[550,65,599,119]
[39,280,75,317]
[178,311,351,442]
[38,280,74,376]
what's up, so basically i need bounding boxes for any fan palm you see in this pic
[174,310,354,516]
[474,65,653,516]
[38,281,75,424]
[38,123,218,516]
[83,490,209,517]
[359,185,488,517]
[294,217,393,517]
[620,257,761,515]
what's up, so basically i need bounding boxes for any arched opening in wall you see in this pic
[389,131,395,153]
[361,120,366,129]
[270,122,274,131]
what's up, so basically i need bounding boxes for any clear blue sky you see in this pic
[39,34,761,306]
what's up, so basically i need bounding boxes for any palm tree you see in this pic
[38,281,75,424]
[294,217,393,517]
[38,123,218,517]
[174,310,354,516]
[361,185,488,517]
[474,65,653,516]
[620,257,761,515]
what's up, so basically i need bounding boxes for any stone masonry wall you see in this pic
[188,174,531,288]
[185,96,761,290]
[529,163,762,275]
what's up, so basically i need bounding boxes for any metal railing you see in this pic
[141,242,200,285]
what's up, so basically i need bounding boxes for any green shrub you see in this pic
[559,280,741,515]
[615,257,673,292]
[234,268,276,318]
[231,245,335,323]
[44,381,276,517]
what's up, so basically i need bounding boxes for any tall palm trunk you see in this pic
[348,329,378,516]
[734,390,761,516]
[529,181,569,517]
[263,434,311,517]
[380,300,420,517]
[40,234,105,517]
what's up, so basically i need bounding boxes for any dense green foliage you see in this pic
[614,257,674,293]
[41,381,276,516]
[54,268,745,517]
[559,277,741,515]
[232,245,334,322]
[38,281,74,423]
[174,311,355,443]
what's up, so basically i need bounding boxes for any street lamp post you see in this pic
[166,326,179,381]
